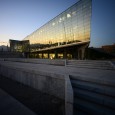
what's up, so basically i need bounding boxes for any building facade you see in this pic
[102,44,115,54]
[23,0,92,59]
[9,39,30,53]
[0,42,9,51]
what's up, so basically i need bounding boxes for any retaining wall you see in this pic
[0,61,73,115]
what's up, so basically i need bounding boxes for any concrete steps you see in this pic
[67,60,115,70]
[74,97,115,115]
[71,79,115,97]
[70,75,115,115]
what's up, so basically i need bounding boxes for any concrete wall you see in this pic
[0,61,73,115]
[65,75,73,115]
[4,58,66,66]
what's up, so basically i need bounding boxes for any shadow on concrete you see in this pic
[0,76,65,115]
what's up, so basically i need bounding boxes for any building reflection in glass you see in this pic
[24,0,92,52]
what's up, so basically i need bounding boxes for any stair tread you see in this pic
[73,88,115,109]
[71,79,115,96]
[70,75,115,87]
[67,65,114,70]
[67,60,115,70]
[74,97,115,115]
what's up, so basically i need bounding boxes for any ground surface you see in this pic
[0,60,115,115]
[0,75,65,115]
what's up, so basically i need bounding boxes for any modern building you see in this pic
[0,42,9,51]
[102,44,115,54]
[10,0,92,59]
[9,39,30,53]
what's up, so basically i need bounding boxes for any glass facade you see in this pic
[24,0,92,52]
[9,39,30,52]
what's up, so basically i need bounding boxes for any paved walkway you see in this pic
[0,88,37,115]
[1,61,115,83]
[0,60,115,115]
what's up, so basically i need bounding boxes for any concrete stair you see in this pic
[67,60,115,70]
[70,75,115,115]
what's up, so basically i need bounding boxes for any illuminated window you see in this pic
[59,18,62,23]
[52,22,55,26]
[67,14,71,18]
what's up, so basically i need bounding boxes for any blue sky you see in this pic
[0,0,115,47]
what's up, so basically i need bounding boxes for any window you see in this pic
[67,14,71,18]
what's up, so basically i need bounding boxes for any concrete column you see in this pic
[77,42,89,60]
[55,51,58,59]
[78,49,81,60]
[78,45,88,60]
[32,53,35,58]
[48,53,49,59]
[73,48,78,59]
[81,48,85,60]
[42,53,43,59]
[63,49,67,59]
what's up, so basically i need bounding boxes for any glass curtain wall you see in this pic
[24,0,92,51]
[9,39,30,52]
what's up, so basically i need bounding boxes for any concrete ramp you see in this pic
[0,88,37,115]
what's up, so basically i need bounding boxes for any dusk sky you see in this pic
[0,0,115,47]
